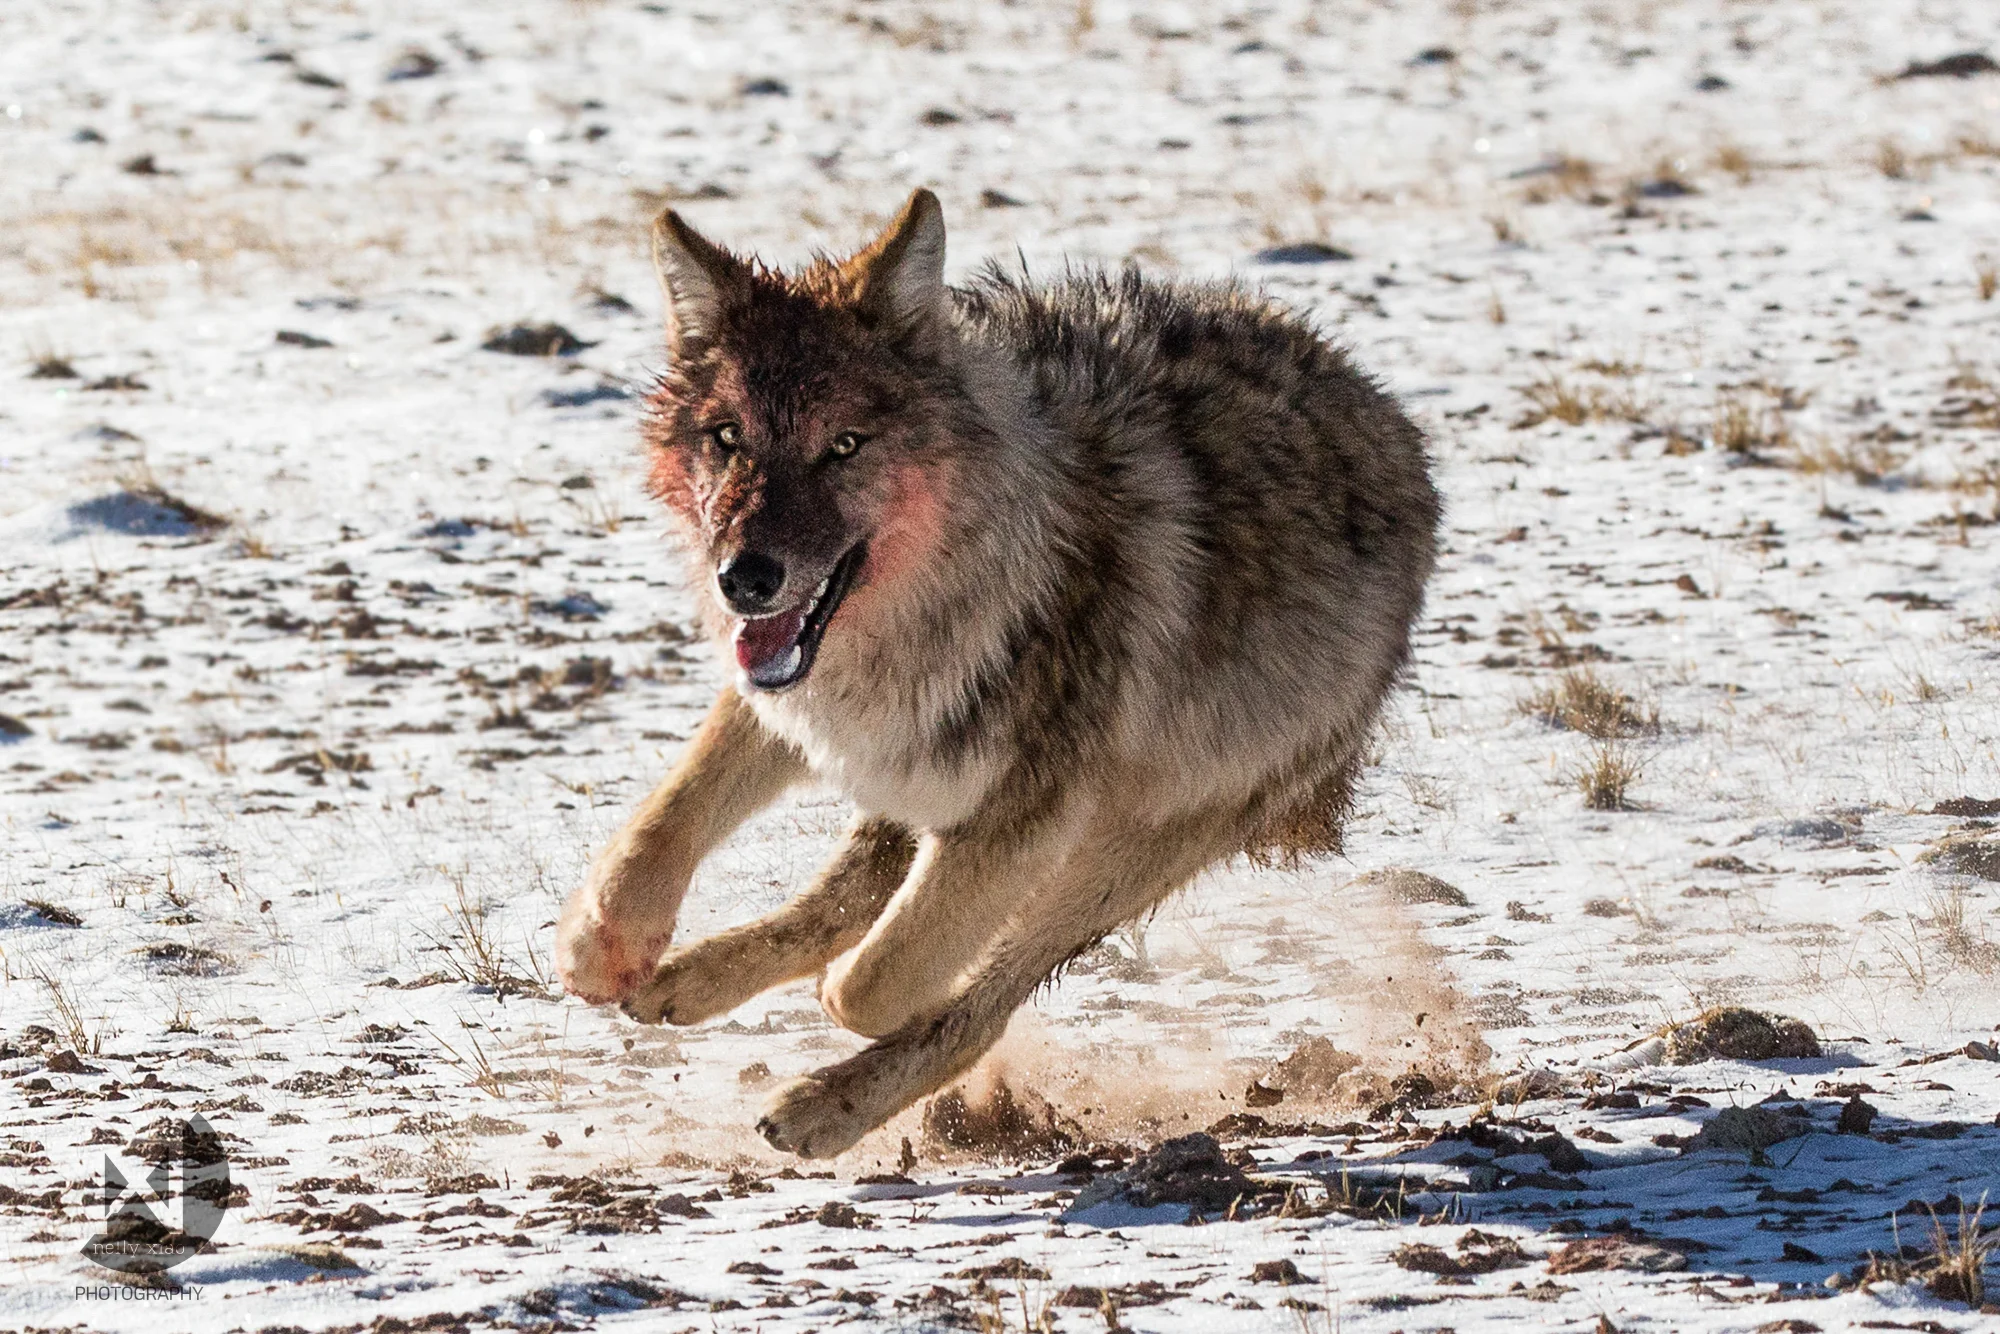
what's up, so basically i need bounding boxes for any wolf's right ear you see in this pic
[651,210,737,349]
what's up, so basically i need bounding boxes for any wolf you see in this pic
[554,188,1439,1158]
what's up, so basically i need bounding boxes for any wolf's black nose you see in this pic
[718,552,787,614]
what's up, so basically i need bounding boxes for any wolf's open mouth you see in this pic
[732,542,867,691]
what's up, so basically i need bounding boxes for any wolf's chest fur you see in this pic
[746,676,1004,829]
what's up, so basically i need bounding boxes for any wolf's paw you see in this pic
[619,945,744,1026]
[554,892,667,1007]
[756,1070,881,1160]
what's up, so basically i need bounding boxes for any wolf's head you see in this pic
[641,190,960,693]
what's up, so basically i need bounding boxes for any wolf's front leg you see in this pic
[761,811,1238,1158]
[620,815,916,1025]
[556,688,806,1005]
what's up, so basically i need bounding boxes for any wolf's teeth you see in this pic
[814,578,830,598]
[777,645,803,677]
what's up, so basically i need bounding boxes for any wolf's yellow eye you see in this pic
[709,423,741,452]
[829,431,866,459]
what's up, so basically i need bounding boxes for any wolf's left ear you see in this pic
[846,188,948,328]
[651,209,739,349]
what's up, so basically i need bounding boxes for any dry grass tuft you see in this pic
[1977,256,1998,302]
[34,967,108,1055]
[1513,375,1650,429]
[425,875,551,999]
[1791,432,1907,485]
[1710,141,1755,184]
[1849,1196,1994,1309]
[1516,154,1599,205]
[1710,389,1791,456]
[1875,138,1910,180]
[1924,887,2000,975]
[110,457,230,531]
[1521,669,1658,738]
[1573,742,1643,811]
[1923,1196,1993,1307]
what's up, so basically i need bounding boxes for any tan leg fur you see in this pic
[818,823,1077,1038]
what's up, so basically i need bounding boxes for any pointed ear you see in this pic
[651,209,738,348]
[845,188,948,326]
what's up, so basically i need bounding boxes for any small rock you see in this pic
[1923,836,2000,880]
[740,77,790,96]
[386,49,441,81]
[1249,1258,1304,1284]
[1253,241,1354,265]
[1752,817,1850,847]
[1836,1095,1878,1134]
[1895,52,1999,80]
[1546,1236,1688,1274]
[1395,1228,1531,1275]
[1637,178,1696,198]
[1071,1133,1254,1216]
[482,323,595,356]
[1693,1105,1808,1154]
[1930,797,2000,817]
[814,1201,873,1229]
[1354,867,1471,907]
[541,383,630,409]
[326,1202,403,1232]
[1532,1133,1591,1174]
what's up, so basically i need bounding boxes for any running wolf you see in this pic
[555,189,1439,1157]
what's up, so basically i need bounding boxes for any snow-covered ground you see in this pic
[4,1,2000,1329]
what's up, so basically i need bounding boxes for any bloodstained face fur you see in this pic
[643,254,960,692]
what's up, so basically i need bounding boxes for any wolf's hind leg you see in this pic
[621,815,916,1026]
[817,827,1075,1039]
[758,811,1239,1158]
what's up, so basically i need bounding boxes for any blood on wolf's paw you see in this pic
[553,902,664,1007]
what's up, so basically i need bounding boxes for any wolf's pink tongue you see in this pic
[734,607,809,673]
